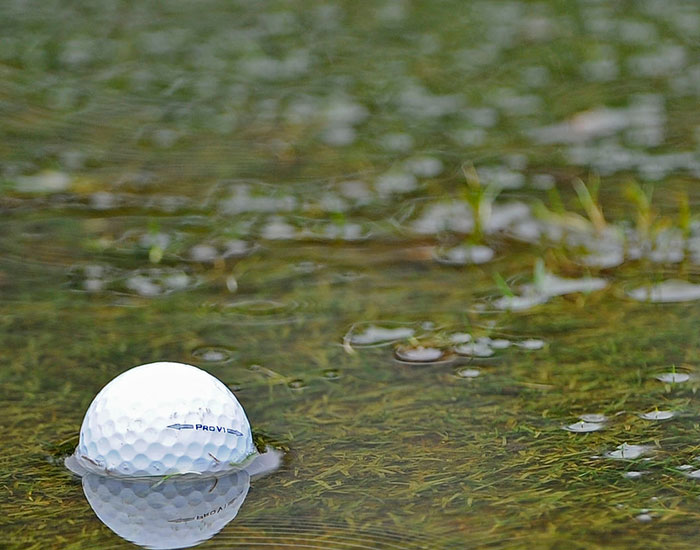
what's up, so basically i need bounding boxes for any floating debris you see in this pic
[563,421,605,433]
[627,280,700,303]
[639,410,674,420]
[605,444,653,460]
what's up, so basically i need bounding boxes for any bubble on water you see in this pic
[380,132,414,152]
[580,414,607,423]
[639,410,674,420]
[322,369,340,380]
[655,372,690,383]
[261,217,296,240]
[190,244,219,262]
[138,232,171,251]
[517,339,545,350]
[90,191,117,210]
[338,180,371,202]
[455,368,481,379]
[476,166,525,190]
[605,444,653,460]
[433,245,495,266]
[403,156,444,178]
[126,275,162,296]
[489,338,511,350]
[448,332,472,344]
[627,280,700,303]
[192,347,234,363]
[394,345,450,364]
[563,421,604,433]
[376,172,418,196]
[345,324,415,347]
[493,294,548,312]
[322,125,356,146]
[411,201,475,235]
[287,378,306,390]
[14,170,71,193]
[454,340,494,358]
[523,273,608,297]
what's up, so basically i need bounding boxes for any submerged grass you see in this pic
[1,0,700,548]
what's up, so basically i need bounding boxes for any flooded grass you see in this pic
[2,0,700,548]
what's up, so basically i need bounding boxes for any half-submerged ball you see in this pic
[75,362,256,477]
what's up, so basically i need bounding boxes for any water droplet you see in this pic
[639,410,674,420]
[455,368,481,378]
[563,421,604,433]
[655,372,690,383]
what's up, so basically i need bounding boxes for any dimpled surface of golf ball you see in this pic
[76,362,256,477]
[82,470,250,550]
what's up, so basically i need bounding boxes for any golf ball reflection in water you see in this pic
[79,469,251,550]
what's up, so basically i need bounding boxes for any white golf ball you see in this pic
[74,362,256,477]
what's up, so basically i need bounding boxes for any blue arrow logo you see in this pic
[167,423,194,430]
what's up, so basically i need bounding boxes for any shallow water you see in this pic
[2,0,700,548]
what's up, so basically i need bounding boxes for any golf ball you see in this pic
[74,362,256,477]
